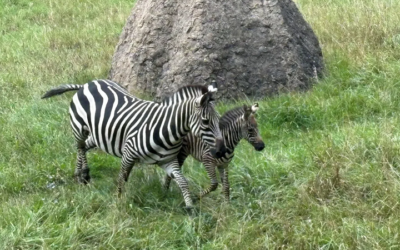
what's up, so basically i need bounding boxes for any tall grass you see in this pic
[295,0,400,65]
[1,0,400,248]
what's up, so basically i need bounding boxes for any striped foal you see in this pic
[164,103,265,200]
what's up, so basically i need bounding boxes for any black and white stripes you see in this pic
[164,103,265,200]
[42,79,226,210]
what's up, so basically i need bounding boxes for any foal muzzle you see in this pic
[254,141,265,151]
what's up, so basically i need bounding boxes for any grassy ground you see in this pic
[1,0,400,248]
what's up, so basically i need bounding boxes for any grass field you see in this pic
[1,0,400,249]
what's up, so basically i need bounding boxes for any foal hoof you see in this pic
[184,206,197,216]
[192,196,201,204]
[74,175,83,184]
[82,169,91,184]
[117,189,123,198]
[82,175,91,185]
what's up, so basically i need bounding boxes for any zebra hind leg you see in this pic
[117,153,136,196]
[74,128,92,184]
[75,142,89,184]
[81,152,90,184]
[74,146,84,183]
[80,148,90,184]
[81,136,97,184]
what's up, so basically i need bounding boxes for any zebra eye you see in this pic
[202,118,210,125]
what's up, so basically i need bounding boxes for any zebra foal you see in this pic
[164,103,265,200]
[42,79,226,210]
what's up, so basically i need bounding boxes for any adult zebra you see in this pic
[164,103,264,200]
[42,79,226,210]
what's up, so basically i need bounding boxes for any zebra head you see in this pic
[242,103,265,151]
[190,85,226,158]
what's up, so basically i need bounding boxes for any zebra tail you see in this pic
[41,84,83,99]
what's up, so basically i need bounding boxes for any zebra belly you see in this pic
[124,134,183,165]
[84,124,183,164]
[138,153,178,164]
[89,137,180,164]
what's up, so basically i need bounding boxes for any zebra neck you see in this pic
[163,101,192,139]
[180,101,193,134]
[221,123,242,151]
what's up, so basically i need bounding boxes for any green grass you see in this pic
[1,0,400,248]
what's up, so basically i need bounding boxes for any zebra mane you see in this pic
[219,106,246,130]
[160,85,208,105]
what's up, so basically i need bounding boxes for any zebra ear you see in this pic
[199,82,217,106]
[207,83,218,93]
[200,92,212,106]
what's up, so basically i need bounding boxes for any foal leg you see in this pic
[199,160,218,199]
[218,166,230,201]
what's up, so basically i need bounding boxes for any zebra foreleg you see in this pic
[218,166,230,201]
[163,149,189,191]
[117,154,135,196]
[163,160,194,210]
[199,161,218,199]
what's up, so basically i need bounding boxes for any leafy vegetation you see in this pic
[1,0,400,248]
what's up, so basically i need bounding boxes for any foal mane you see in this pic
[219,106,246,130]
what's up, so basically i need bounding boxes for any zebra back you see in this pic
[66,80,224,160]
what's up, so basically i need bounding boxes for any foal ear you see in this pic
[244,105,252,120]
[251,103,259,113]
